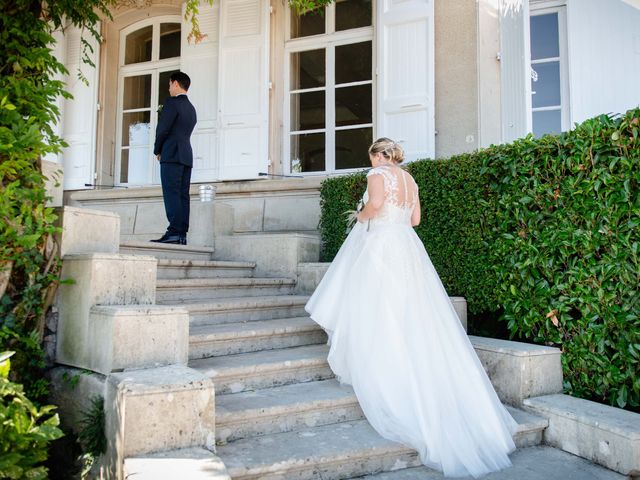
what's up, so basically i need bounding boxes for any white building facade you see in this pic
[51,0,640,191]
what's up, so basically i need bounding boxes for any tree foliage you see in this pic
[1,0,119,402]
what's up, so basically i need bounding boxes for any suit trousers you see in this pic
[160,162,192,235]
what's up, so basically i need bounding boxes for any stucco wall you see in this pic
[434,0,479,158]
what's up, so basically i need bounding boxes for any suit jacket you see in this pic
[154,95,197,167]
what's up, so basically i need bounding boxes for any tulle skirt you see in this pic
[305,221,517,478]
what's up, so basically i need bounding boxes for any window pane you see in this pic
[125,26,153,65]
[531,62,561,108]
[530,13,559,60]
[158,70,180,107]
[336,84,372,127]
[120,147,150,184]
[291,91,325,131]
[335,41,372,84]
[160,23,181,60]
[122,111,151,147]
[291,133,325,172]
[533,110,561,138]
[291,49,325,90]
[291,8,325,38]
[336,127,372,169]
[123,75,152,110]
[336,0,372,31]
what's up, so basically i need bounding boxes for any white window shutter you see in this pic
[217,0,270,180]
[181,1,220,182]
[500,0,532,142]
[61,24,100,190]
[376,0,435,162]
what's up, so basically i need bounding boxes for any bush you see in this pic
[483,110,640,409]
[318,156,499,315]
[317,108,640,410]
[0,352,63,479]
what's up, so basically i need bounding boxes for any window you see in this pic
[286,0,374,174]
[116,18,181,185]
[529,5,569,138]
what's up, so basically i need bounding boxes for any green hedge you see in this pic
[318,108,640,410]
[483,110,640,409]
[319,155,498,315]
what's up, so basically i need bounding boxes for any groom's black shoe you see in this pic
[179,235,187,246]
[150,233,182,244]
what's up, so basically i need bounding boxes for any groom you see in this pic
[151,71,197,245]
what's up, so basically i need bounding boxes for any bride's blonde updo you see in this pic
[368,137,405,164]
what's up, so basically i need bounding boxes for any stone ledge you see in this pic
[89,305,189,374]
[523,394,640,475]
[63,252,158,263]
[471,336,562,357]
[56,206,120,258]
[124,448,230,480]
[214,233,321,278]
[105,365,216,479]
[469,336,563,406]
[56,254,157,370]
[68,177,325,203]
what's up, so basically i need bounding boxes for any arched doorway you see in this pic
[116,16,181,185]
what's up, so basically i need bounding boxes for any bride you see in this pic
[305,138,517,478]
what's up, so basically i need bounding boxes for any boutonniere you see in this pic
[157,104,164,114]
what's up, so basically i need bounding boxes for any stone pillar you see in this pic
[55,253,158,369]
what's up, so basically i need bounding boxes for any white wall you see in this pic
[566,0,640,124]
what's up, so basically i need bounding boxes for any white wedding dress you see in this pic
[305,165,517,478]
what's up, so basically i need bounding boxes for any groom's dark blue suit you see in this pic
[154,94,197,239]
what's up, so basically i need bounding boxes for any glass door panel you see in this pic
[152,68,181,184]
[120,74,152,184]
[157,69,180,109]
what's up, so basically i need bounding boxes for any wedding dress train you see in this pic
[305,165,517,478]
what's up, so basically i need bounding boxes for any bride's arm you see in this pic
[411,199,421,226]
[357,175,385,222]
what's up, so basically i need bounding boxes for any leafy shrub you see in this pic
[319,172,367,262]
[0,352,63,479]
[318,109,640,410]
[318,156,498,315]
[483,109,640,409]
[78,396,106,458]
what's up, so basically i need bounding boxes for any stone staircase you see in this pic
[119,240,552,479]
[51,207,636,479]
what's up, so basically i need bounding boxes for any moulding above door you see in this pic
[119,0,153,8]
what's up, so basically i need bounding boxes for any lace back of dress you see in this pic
[368,166,418,225]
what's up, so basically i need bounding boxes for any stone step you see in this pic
[120,240,214,260]
[215,379,363,443]
[358,446,627,479]
[214,378,547,447]
[523,394,640,476]
[124,448,230,480]
[506,406,548,448]
[181,295,310,326]
[189,317,327,359]
[156,259,256,279]
[217,419,420,480]
[156,278,297,303]
[189,344,333,395]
